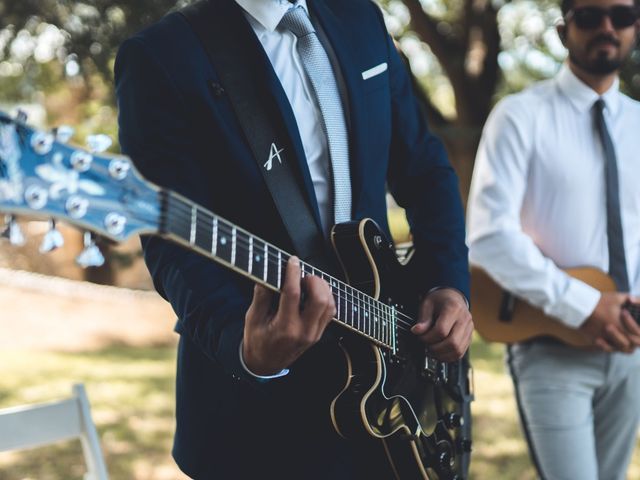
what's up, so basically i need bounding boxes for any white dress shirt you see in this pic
[467,64,640,328]
[236,0,339,234]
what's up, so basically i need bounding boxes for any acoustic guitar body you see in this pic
[470,266,617,347]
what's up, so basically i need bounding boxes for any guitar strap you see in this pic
[179,0,329,268]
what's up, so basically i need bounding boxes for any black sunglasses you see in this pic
[565,5,639,30]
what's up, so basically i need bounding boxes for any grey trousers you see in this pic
[508,341,640,480]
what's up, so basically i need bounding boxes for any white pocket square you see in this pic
[361,62,388,80]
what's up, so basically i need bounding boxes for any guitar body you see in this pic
[330,220,472,479]
[471,266,617,347]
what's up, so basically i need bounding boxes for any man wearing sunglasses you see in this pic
[467,0,640,478]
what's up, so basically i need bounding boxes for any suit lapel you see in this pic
[206,0,323,230]
[309,0,367,217]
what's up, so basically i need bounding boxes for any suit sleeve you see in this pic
[376,13,470,300]
[114,37,257,381]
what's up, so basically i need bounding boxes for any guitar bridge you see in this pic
[423,354,438,380]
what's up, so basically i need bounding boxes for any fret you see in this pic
[376,300,382,344]
[266,245,279,288]
[383,307,388,345]
[249,237,265,279]
[350,288,356,330]
[230,227,237,265]
[247,236,253,275]
[212,217,218,256]
[343,286,350,327]
[357,290,363,333]
[353,290,360,332]
[195,211,213,253]
[215,222,233,265]
[376,296,384,342]
[234,229,251,275]
[367,292,370,338]
[338,282,347,325]
[371,307,378,340]
[189,205,197,244]
[331,280,340,322]
[368,292,374,341]
[384,305,389,346]
[363,295,370,340]
[366,288,376,338]
[277,250,282,289]
[263,242,268,282]
[390,306,397,354]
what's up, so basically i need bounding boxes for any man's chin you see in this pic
[586,59,621,74]
[571,52,621,75]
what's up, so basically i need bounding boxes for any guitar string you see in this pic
[161,212,416,342]
[162,196,408,321]
[162,198,419,331]
[160,204,416,332]
[162,209,416,334]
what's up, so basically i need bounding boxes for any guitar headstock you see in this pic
[0,111,161,255]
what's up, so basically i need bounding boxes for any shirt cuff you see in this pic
[238,340,289,382]
[546,278,601,328]
[427,286,470,310]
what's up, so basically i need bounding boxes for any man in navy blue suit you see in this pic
[115,0,472,478]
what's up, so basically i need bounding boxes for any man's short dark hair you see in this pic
[561,0,640,17]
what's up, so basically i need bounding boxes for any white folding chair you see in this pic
[0,383,109,480]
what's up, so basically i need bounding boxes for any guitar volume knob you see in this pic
[445,412,464,429]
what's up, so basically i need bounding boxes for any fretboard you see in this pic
[160,190,399,353]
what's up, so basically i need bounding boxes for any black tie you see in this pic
[594,98,629,291]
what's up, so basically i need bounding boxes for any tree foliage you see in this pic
[0,0,638,282]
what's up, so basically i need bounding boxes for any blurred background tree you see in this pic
[0,0,639,284]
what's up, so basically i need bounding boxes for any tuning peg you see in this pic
[39,219,64,253]
[54,125,75,143]
[1,215,26,246]
[76,232,105,268]
[86,134,112,153]
[15,109,27,123]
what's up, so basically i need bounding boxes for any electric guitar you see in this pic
[0,111,472,479]
[471,266,640,347]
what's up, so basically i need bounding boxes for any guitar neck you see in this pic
[159,190,399,353]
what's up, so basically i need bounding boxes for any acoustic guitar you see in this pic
[471,266,640,348]
[0,111,473,479]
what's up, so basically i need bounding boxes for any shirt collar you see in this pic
[235,0,309,32]
[556,63,621,116]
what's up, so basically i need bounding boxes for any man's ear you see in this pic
[557,24,567,45]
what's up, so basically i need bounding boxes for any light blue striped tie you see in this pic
[280,5,352,224]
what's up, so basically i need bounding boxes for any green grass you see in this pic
[0,339,638,479]
[0,345,182,480]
